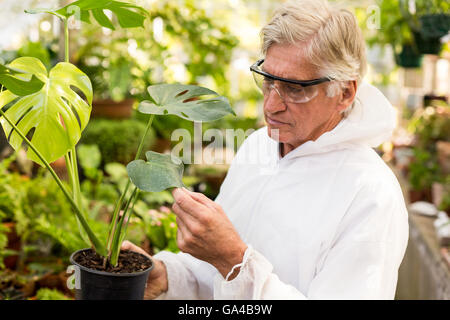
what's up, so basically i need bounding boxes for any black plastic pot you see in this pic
[409,14,450,55]
[394,44,423,68]
[412,31,442,55]
[70,248,154,300]
[419,14,450,40]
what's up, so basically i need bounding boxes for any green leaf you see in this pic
[26,0,148,29]
[138,84,235,122]
[0,63,45,96]
[77,144,101,170]
[105,162,128,183]
[127,151,184,192]
[24,8,67,20]
[0,57,92,166]
[91,8,115,30]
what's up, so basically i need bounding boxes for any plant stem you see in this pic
[64,19,69,63]
[106,179,131,252]
[110,187,139,265]
[62,17,90,244]
[63,19,83,209]
[0,109,107,256]
[70,147,83,209]
[120,190,140,243]
[106,114,155,254]
[62,19,81,207]
[64,153,74,193]
[135,114,155,160]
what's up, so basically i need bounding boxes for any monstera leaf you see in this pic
[0,57,92,166]
[26,0,148,29]
[138,84,235,122]
[0,64,44,96]
[127,151,184,192]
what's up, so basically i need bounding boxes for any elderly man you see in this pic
[123,0,409,299]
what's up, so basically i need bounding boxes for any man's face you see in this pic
[262,43,345,150]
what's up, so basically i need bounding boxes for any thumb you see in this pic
[121,240,151,258]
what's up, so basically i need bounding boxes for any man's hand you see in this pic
[171,187,247,280]
[121,240,168,299]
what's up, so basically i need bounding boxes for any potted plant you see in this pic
[367,0,422,68]
[406,104,450,204]
[0,0,234,300]
[402,0,450,55]
[76,44,137,119]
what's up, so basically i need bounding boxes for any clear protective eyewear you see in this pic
[250,59,332,104]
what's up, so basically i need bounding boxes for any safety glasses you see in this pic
[250,59,332,103]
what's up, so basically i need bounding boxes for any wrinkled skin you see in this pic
[262,43,357,156]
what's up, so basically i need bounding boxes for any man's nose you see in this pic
[264,84,287,114]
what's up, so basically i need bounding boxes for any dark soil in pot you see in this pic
[70,248,153,300]
[74,249,152,273]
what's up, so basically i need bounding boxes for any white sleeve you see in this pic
[214,180,409,300]
[213,245,307,299]
[153,250,217,300]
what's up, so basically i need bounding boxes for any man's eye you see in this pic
[285,85,303,94]
[263,77,274,84]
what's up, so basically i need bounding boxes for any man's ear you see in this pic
[336,80,357,112]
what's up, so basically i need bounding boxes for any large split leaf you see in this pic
[138,84,235,122]
[127,151,184,192]
[0,57,92,166]
[0,64,44,96]
[25,0,149,29]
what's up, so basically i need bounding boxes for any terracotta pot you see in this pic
[2,222,21,270]
[91,98,135,119]
[409,188,432,203]
[436,141,450,175]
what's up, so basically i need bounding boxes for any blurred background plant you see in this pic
[405,103,450,208]
[80,118,156,166]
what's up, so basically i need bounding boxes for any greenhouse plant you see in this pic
[0,0,234,300]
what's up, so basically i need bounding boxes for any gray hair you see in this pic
[260,0,367,114]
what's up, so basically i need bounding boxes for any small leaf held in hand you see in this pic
[127,151,184,192]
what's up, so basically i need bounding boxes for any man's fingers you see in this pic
[182,188,218,211]
[173,202,202,234]
[172,202,196,222]
[176,215,194,252]
[176,215,189,236]
[172,188,207,217]
[121,240,151,258]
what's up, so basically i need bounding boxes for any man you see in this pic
[123,0,409,299]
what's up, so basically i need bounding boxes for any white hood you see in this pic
[154,81,409,300]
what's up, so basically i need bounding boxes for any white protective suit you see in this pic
[154,81,409,300]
